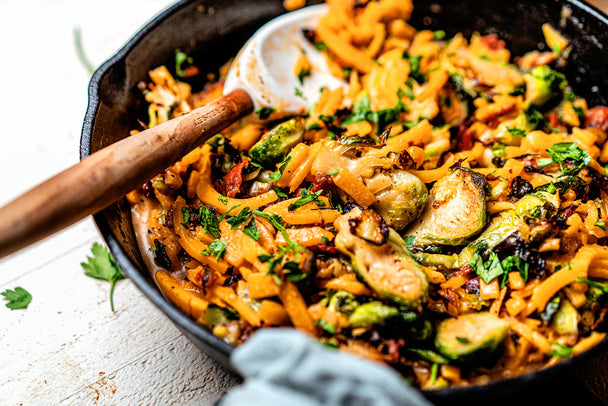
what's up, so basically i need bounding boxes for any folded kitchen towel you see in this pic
[219,328,432,406]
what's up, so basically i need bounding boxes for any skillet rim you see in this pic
[80,0,608,399]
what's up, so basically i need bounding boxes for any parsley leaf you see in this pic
[268,156,292,182]
[403,52,425,83]
[181,207,191,227]
[217,195,229,205]
[175,49,193,78]
[297,68,311,85]
[596,221,606,230]
[199,206,221,238]
[506,127,526,136]
[548,343,574,358]
[202,239,228,261]
[576,278,608,294]
[81,243,125,312]
[314,41,328,51]
[226,207,252,229]
[288,189,325,211]
[243,219,261,240]
[255,107,276,120]
[538,142,590,175]
[1,287,32,310]
[433,30,446,40]
[469,252,504,284]
[456,336,470,344]
[501,256,529,283]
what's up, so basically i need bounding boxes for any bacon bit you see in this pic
[223,268,243,287]
[196,267,217,290]
[301,28,317,44]
[183,65,200,78]
[483,104,517,129]
[585,106,608,132]
[452,265,474,278]
[309,244,339,255]
[385,338,406,363]
[480,34,506,50]
[311,174,336,193]
[456,119,475,151]
[223,157,251,198]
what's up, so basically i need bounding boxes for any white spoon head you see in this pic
[224,4,347,116]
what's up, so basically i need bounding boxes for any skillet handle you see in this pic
[0,88,253,259]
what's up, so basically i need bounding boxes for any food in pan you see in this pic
[126,0,608,389]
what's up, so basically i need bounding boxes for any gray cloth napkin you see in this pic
[219,328,432,406]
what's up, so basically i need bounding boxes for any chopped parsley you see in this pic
[217,195,228,205]
[456,336,470,344]
[537,142,590,175]
[314,41,328,51]
[175,49,194,78]
[548,343,574,358]
[202,239,228,261]
[328,169,341,176]
[268,156,292,182]
[501,255,529,284]
[295,87,304,97]
[255,107,276,120]
[469,252,504,284]
[181,207,191,227]
[243,219,261,241]
[1,287,32,310]
[433,30,446,40]
[506,127,526,136]
[81,243,125,312]
[199,206,221,238]
[226,207,252,229]
[288,189,325,211]
[576,278,608,294]
[273,187,289,198]
[596,221,606,230]
[297,68,311,85]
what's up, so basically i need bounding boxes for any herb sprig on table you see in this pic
[82,243,125,312]
[1,287,32,310]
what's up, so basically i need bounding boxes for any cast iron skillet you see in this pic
[81,0,608,403]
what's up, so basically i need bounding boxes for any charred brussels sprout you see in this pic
[348,301,415,328]
[552,299,580,336]
[524,65,567,107]
[200,304,239,328]
[435,312,509,363]
[459,210,521,264]
[372,171,428,231]
[407,167,487,246]
[335,208,428,308]
[248,117,305,167]
[514,191,559,222]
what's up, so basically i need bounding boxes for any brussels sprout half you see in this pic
[407,167,487,246]
[248,117,305,167]
[335,208,428,308]
[373,170,429,231]
[435,312,509,364]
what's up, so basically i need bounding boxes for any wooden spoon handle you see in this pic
[0,88,253,259]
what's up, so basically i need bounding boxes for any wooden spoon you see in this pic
[0,4,345,259]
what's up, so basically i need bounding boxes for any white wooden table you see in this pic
[0,1,239,404]
[1,0,608,405]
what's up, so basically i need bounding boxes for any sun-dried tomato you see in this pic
[223,157,251,198]
[480,34,506,50]
[585,106,608,132]
[456,120,475,151]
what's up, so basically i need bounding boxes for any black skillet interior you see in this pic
[80,0,608,403]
